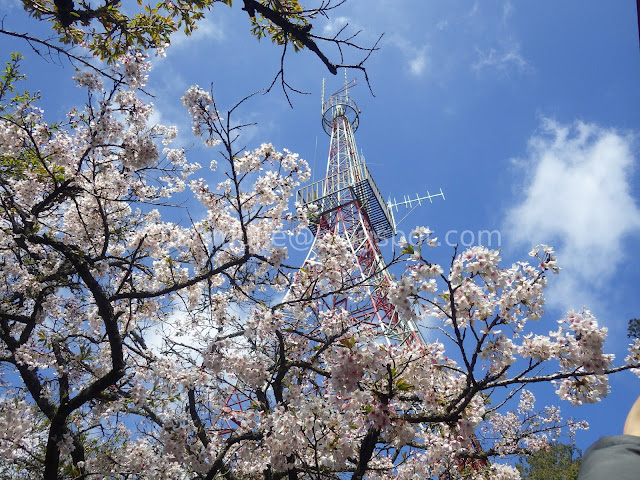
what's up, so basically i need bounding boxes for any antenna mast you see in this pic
[294,77,421,343]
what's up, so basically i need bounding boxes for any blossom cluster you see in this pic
[1,54,638,480]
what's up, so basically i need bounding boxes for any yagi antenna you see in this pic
[344,68,348,98]
[388,188,445,210]
[330,76,356,97]
[333,78,356,96]
[322,70,356,105]
[387,188,445,228]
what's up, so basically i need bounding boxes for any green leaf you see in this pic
[401,245,414,255]
[395,378,414,392]
[339,337,356,350]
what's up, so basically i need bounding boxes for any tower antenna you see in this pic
[294,77,421,343]
[344,68,349,99]
[387,188,445,228]
[218,77,485,476]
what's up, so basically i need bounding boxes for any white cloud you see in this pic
[504,118,640,311]
[0,0,19,10]
[502,0,514,23]
[388,36,430,77]
[472,42,528,74]
[169,16,225,49]
[408,46,429,76]
[467,1,480,18]
[436,19,449,31]
[322,16,350,36]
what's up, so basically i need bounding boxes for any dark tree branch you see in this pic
[0,28,120,83]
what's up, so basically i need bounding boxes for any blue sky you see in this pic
[2,0,640,453]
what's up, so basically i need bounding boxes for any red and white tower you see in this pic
[296,81,486,477]
[219,80,423,435]
[295,79,422,344]
[216,79,487,478]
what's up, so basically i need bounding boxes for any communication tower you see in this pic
[218,77,486,476]
[294,78,486,476]
[220,78,423,434]
[293,79,487,476]
[295,78,422,344]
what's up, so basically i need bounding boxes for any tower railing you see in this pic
[297,161,396,240]
[322,94,360,134]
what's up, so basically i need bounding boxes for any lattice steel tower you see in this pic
[217,80,485,477]
[295,79,422,344]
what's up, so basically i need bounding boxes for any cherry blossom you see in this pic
[0,53,638,480]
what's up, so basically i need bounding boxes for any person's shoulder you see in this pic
[587,434,640,451]
[578,435,640,480]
